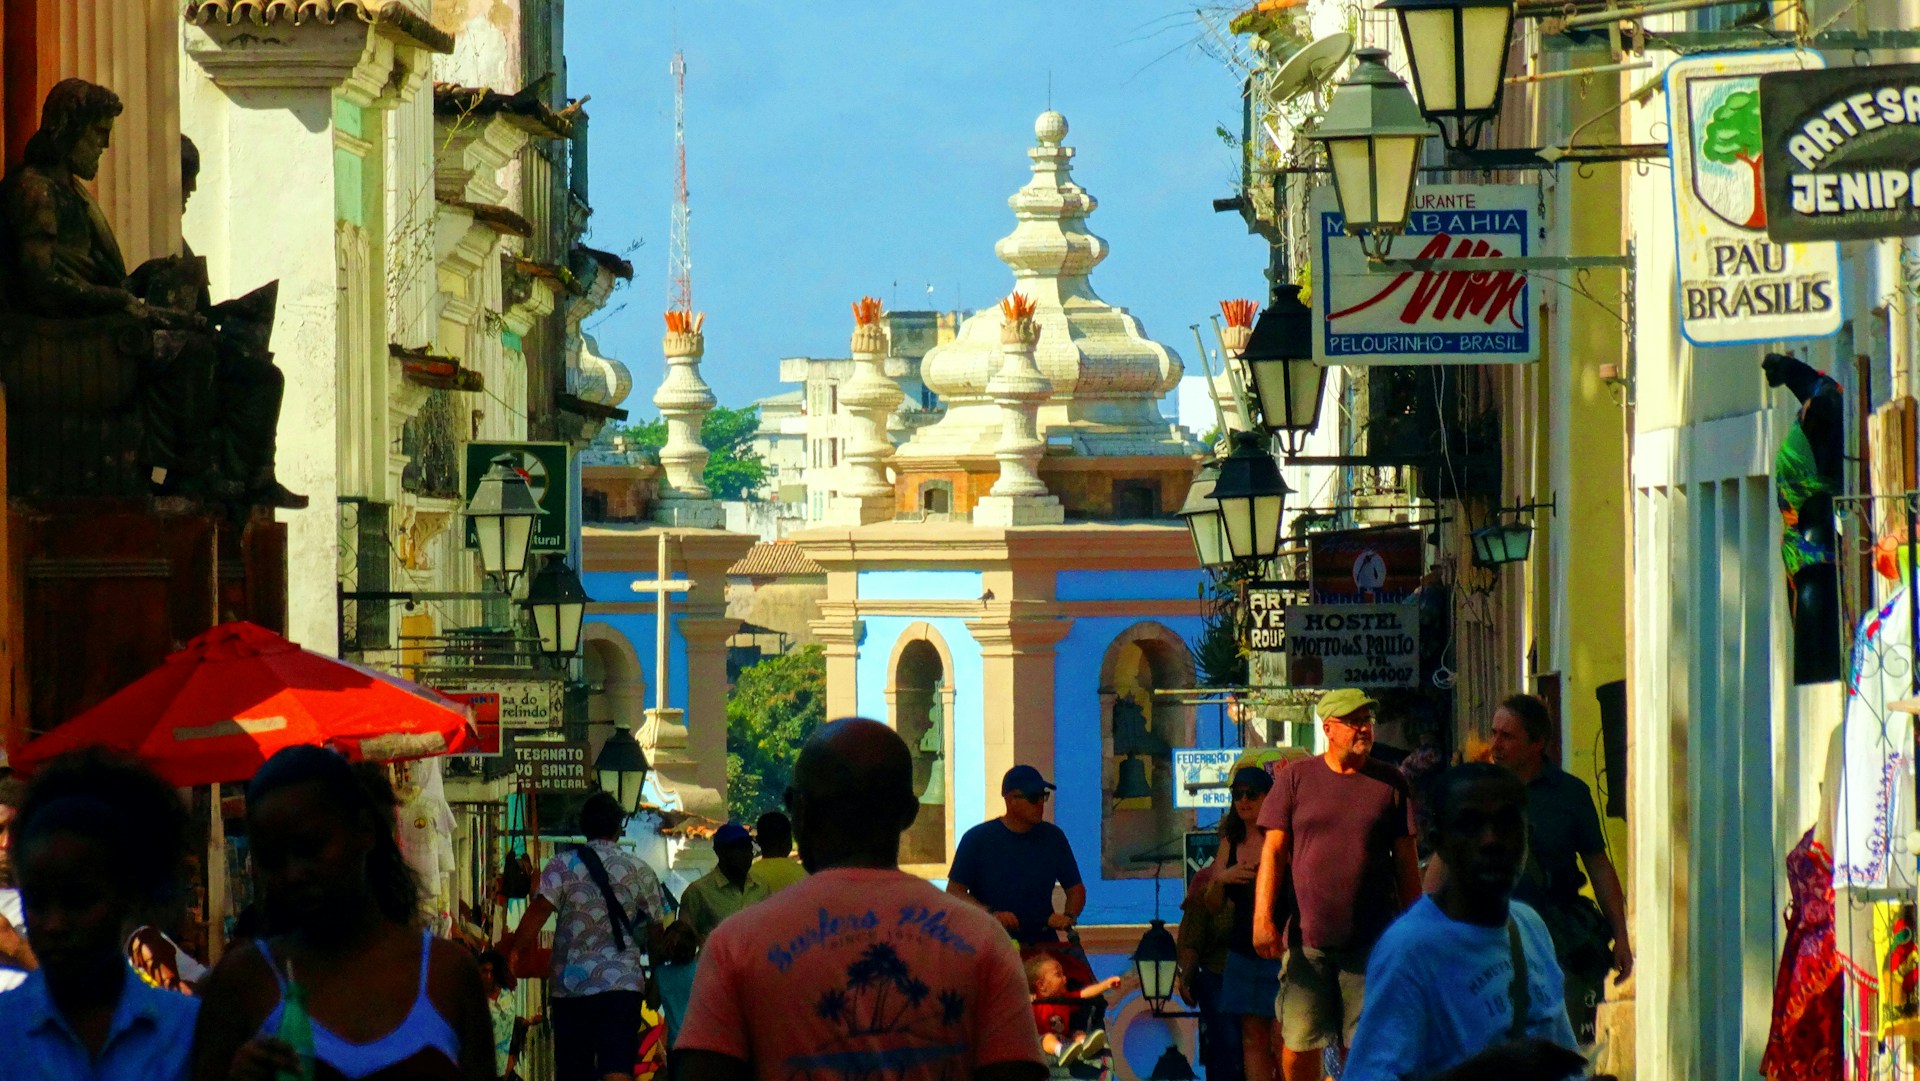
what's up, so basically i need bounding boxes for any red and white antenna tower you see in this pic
[667,49,692,314]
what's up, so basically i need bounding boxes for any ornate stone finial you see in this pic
[1036,110,1068,144]
[974,292,1063,526]
[1219,298,1258,358]
[830,296,904,525]
[652,309,720,524]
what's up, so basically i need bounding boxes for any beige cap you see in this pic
[1314,688,1380,722]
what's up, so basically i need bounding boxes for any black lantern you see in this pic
[1133,918,1181,1016]
[1469,520,1534,568]
[467,453,540,586]
[1239,285,1328,453]
[1179,464,1232,571]
[1309,48,1432,260]
[522,554,591,661]
[594,725,652,813]
[1210,431,1290,564]
[1378,0,1516,152]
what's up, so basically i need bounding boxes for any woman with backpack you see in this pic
[504,790,669,1081]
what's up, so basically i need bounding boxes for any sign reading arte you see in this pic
[1314,184,1537,365]
[1760,62,1920,242]
[1282,603,1420,689]
[1668,51,1843,346]
[1244,581,1311,653]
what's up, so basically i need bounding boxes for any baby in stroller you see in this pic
[1027,954,1121,1066]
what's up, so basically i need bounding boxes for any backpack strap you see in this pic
[576,844,646,954]
[1507,918,1532,1041]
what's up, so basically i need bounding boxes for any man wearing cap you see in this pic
[947,765,1086,948]
[1252,689,1421,1081]
[682,823,772,943]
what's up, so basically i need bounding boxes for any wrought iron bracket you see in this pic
[1443,143,1669,170]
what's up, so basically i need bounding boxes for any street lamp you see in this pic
[1239,284,1327,454]
[1178,464,1233,571]
[594,725,652,814]
[1132,918,1181,1016]
[522,554,591,662]
[1309,48,1431,261]
[1379,0,1516,152]
[467,454,540,587]
[1469,520,1534,568]
[1210,431,1290,564]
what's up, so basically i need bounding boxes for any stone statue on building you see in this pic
[0,79,303,508]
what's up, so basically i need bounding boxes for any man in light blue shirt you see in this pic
[1342,764,1587,1081]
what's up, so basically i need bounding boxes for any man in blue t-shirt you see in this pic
[1342,763,1586,1081]
[946,765,1085,947]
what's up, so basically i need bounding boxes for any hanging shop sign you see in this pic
[1668,51,1843,346]
[1281,603,1421,688]
[463,441,572,552]
[440,691,502,756]
[1184,830,1223,890]
[1759,62,1920,242]
[428,677,561,730]
[1172,748,1240,811]
[1244,580,1311,653]
[1309,527,1424,604]
[1314,184,1538,365]
[510,738,590,791]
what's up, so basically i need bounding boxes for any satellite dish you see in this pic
[1265,32,1355,106]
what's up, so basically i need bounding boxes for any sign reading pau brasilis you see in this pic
[1668,51,1843,346]
[1760,62,1920,242]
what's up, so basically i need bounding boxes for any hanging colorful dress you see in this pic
[1764,829,1845,1081]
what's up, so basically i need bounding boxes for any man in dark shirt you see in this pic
[947,765,1086,947]
[1489,693,1632,1045]
[1252,689,1421,1081]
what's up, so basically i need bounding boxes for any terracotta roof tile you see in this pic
[728,542,825,580]
[184,1,454,52]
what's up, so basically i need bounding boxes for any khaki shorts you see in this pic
[1275,945,1368,1052]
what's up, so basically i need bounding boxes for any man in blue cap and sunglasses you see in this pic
[948,765,1086,947]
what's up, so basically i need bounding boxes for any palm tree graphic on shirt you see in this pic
[790,942,971,1081]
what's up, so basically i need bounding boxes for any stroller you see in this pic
[1025,930,1114,1079]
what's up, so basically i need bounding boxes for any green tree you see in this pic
[1702,89,1767,228]
[725,644,827,822]
[621,404,770,501]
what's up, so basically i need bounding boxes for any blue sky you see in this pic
[566,2,1270,414]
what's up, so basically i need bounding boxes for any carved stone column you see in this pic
[652,312,723,527]
[831,297,904,525]
[974,295,1064,526]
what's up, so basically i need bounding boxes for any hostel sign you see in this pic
[1760,62,1920,241]
[1314,185,1537,365]
[1668,51,1843,346]
[1281,603,1420,689]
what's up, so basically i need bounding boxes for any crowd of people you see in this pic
[1175,690,1631,1081]
[0,689,1628,1081]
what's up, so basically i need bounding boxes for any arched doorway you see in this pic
[1099,622,1196,878]
[583,625,646,742]
[888,623,956,868]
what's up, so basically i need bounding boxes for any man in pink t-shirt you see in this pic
[678,719,1047,1081]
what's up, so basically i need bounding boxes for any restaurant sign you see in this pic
[1281,603,1420,689]
[1668,51,1842,345]
[1309,528,1424,604]
[429,678,561,730]
[1314,184,1537,365]
[1760,62,1920,242]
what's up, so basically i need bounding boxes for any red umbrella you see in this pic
[11,621,476,786]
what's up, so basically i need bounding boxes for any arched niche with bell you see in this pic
[885,622,958,869]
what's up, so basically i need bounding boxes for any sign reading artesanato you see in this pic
[1761,62,1920,242]
[1667,50,1843,346]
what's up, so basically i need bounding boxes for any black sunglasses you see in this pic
[1230,787,1268,801]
